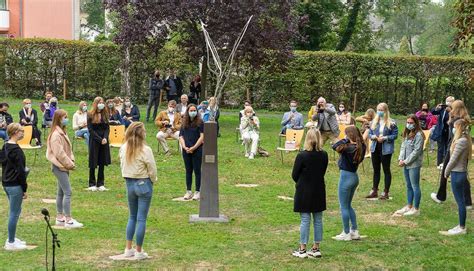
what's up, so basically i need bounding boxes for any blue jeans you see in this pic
[75,128,90,146]
[0,129,8,140]
[404,167,421,209]
[299,212,323,245]
[338,170,359,234]
[125,178,153,246]
[451,172,467,227]
[4,186,24,243]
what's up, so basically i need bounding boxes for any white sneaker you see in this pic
[5,238,26,246]
[244,152,249,158]
[134,251,149,260]
[440,225,467,236]
[124,247,136,257]
[350,229,361,240]
[466,205,472,210]
[307,248,322,258]
[55,218,65,226]
[4,240,27,251]
[430,193,442,204]
[183,191,193,200]
[249,153,255,160]
[192,191,200,201]
[64,218,83,229]
[97,186,109,191]
[87,186,97,192]
[332,231,352,241]
[291,249,307,258]
[394,206,411,215]
[437,164,443,170]
[403,208,420,216]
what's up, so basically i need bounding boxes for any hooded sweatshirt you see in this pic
[1,143,28,192]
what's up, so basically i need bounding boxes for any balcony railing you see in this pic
[0,10,9,31]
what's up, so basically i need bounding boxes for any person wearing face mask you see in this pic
[394,115,425,217]
[114,97,124,116]
[87,97,111,192]
[176,94,189,117]
[336,103,352,125]
[40,91,53,113]
[312,97,340,145]
[415,103,434,131]
[366,103,398,200]
[72,101,90,147]
[240,106,260,159]
[0,103,13,141]
[179,104,204,201]
[44,97,58,128]
[1,123,28,250]
[121,97,140,128]
[281,100,304,135]
[155,100,182,155]
[164,69,183,103]
[106,99,123,126]
[46,109,83,229]
[198,100,210,122]
[431,96,454,168]
[19,99,42,146]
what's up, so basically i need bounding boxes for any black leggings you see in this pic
[89,166,105,187]
[371,143,392,192]
[182,148,202,191]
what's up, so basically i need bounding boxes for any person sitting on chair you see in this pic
[176,94,189,117]
[198,100,210,122]
[312,97,340,145]
[107,99,123,126]
[239,101,253,124]
[155,100,182,155]
[44,97,58,128]
[19,99,42,146]
[0,103,13,141]
[121,97,140,128]
[72,101,90,146]
[240,106,260,160]
[281,100,304,135]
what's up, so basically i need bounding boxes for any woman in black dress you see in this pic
[87,97,111,192]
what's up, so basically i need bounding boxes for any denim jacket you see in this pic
[398,131,424,169]
[369,120,398,155]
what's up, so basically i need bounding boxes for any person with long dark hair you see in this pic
[119,122,156,259]
[336,102,352,125]
[106,99,123,126]
[179,104,204,201]
[46,109,83,228]
[87,97,111,192]
[394,115,425,216]
[332,126,366,241]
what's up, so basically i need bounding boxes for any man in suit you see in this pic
[146,70,164,122]
[19,99,42,146]
[313,97,340,146]
[164,69,183,103]
[280,100,304,135]
[155,100,182,155]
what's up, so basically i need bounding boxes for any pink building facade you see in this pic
[0,0,80,40]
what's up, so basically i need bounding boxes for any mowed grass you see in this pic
[0,97,473,270]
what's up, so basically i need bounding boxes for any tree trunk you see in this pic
[336,0,362,51]
[121,46,131,96]
[408,35,415,55]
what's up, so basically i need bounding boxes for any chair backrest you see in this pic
[109,125,125,145]
[422,130,431,150]
[17,125,33,147]
[338,124,347,140]
[285,129,305,149]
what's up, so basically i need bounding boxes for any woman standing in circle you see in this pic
[119,122,156,259]
[179,104,204,201]
[87,97,111,192]
[291,128,328,258]
[332,126,366,241]
[365,103,398,200]
[1,123,28,250]
[46,109,83,228]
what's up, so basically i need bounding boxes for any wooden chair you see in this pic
[422,130,431,165]
[276,129,305,163]
[109,125,125,148]
[338,124,347,140]
[17,125,42,165]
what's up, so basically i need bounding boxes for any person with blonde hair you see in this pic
[87,97,111,191]
[240,106,260,159]
[366,103,398,200]
[119,122,156,259]
[431,100,471,208]
[291,128,328,258]
[19,98,42,146]
[440,119,472,235]
[72,101,90,146]
[46,109,83,229]
[44,97,58,127]
[332,126,366,241]
[1,123,28,250]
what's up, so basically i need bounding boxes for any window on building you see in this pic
[0,0,6,10]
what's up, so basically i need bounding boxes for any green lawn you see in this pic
[0,98,473,270]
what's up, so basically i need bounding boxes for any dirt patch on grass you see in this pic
[361,212,418,227]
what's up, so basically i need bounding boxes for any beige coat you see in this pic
[46,128,75,171]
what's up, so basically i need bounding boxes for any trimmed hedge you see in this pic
[0,38,473,113]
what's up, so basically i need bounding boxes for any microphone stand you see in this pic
[43,214,60,271]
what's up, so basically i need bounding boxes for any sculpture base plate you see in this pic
[189,214,229,223]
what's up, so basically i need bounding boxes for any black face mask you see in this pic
[422,109,428,112]
[51,102,57,107]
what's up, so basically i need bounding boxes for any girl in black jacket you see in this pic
[291,128,328,258]
[1,123,29,250]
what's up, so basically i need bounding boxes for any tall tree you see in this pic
[336,0,363,51]
[452,0,474,53]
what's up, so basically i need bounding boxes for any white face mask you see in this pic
[97,103,105,110]
[168,107,175,113]
[125,102,131,107]
[25,104,32,109]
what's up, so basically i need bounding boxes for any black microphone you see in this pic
[41,208,50,217]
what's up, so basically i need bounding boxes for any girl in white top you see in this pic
[119,122,156,260]
[72,101,90,146]
[240,106,260,159]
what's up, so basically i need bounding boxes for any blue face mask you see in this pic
[62,118,69,127]
[406,123,415,130]
[189,111,197,119]
[377,111,384,118]
[290,106,297,113]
